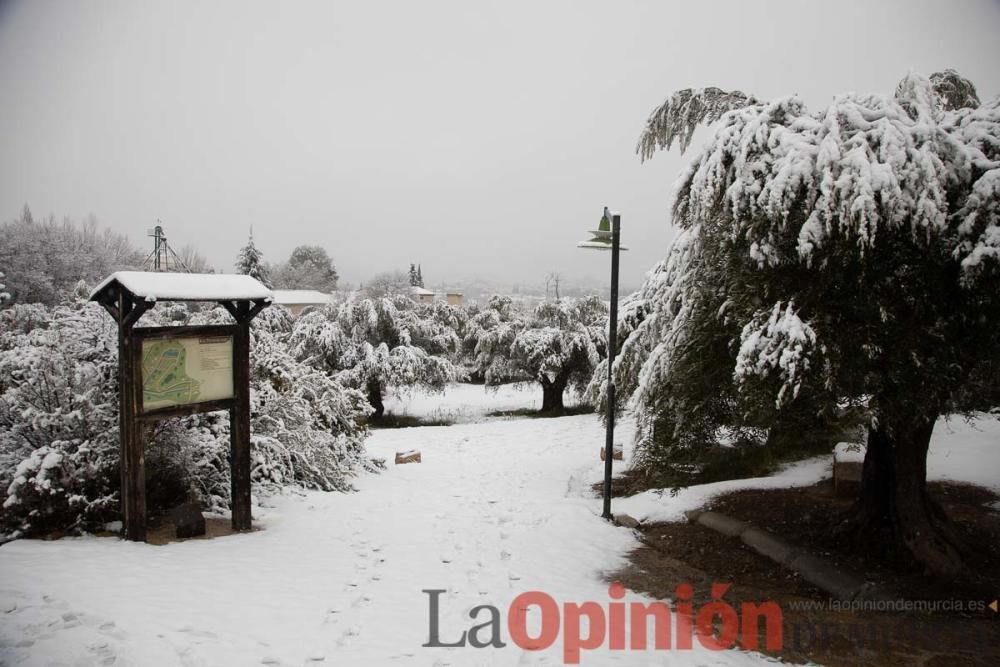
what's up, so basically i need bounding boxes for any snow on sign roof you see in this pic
[270,289,332,305]
[90,271,273,303]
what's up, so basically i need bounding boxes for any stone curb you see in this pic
[685,509,875,601]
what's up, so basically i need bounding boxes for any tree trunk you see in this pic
[539,372,568,413]
[853,413,964,578]
[367,381,385,419]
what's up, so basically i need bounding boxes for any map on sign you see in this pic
[141,336,235,411]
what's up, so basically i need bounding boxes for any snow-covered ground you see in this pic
[1,384,997,666]
[616,413,1000,525]
[380,382,585,424]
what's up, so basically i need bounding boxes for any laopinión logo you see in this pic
[423,582,783,663]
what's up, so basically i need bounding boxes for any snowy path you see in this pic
[0,408,777,666]
[5,376,993,666]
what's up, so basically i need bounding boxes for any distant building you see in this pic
[271,289,332,315]
[409,286,435,304]
[446,292,464,306]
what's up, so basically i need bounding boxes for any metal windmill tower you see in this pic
[143,221,191,272]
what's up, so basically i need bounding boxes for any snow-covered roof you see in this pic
[409,286,435,296]
[90,271,272,302]
[271,289,333,305]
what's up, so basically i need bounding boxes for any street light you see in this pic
[578,207,627,520]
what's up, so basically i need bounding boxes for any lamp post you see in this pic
[578,207,627,520]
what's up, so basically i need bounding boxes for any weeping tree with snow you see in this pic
[234,229,272,288]
[617,70,1000,577]
[289,295,460,418]
[467,295,607,412]
[461,295,525,383]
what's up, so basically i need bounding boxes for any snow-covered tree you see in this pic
[176,244,215,274]
[622,70,1000,576]
[409,263,418,287]
[363,271,411,299]
[289,295,461,418]
[0,206,144,305]
[234,229,271,287]
[466,296,607,411]
[461,295,526,384]
[271,245,338,292]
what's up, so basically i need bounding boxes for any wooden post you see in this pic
[118,290,146,542]
[230,301,253,531]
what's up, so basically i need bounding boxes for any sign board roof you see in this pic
[90,271,272,303]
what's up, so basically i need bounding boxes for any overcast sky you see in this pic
[1,0,998,290]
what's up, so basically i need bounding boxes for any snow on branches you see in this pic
[637,87,759,160]
[734,302,819,408]
[668,73,1000,281]
[617,70,1000,467]
[234,230,272,288]
[467,296,607,411]
[289,295,462,417]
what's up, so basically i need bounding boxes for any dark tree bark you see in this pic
[539,371,569,413]
[852,413,964,578]
[367,381,385,419]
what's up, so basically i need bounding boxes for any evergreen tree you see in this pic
[621,70,1000,576]
[234,229,271,288]
[416,264,424,288]
[409,263,418,287]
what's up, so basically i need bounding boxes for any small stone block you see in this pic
[833,442,864,497]
[395,450,421,464]
[613,513,640,529]
[600,444,624,461]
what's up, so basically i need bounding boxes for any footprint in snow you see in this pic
[177,626,218,640]
[86,638,117,666]
[336,624,361,647]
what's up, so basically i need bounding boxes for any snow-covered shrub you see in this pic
[0,271,10,305]
[1,298,376,537]
[0,300,119,536]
